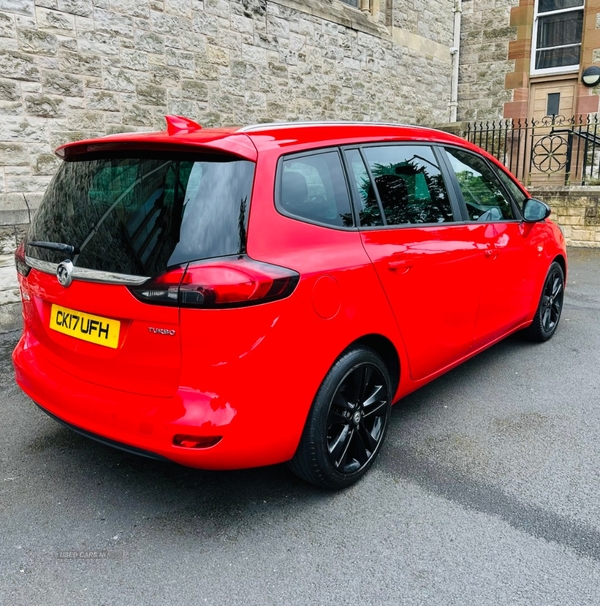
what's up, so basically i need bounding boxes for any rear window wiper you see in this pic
[28,241,79,256]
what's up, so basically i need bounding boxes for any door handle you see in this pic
[484,249,498,260]
[388,260,412,273]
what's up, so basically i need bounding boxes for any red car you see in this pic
[13,117,567,489]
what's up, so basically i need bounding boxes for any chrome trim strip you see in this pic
[71,266,150,285]
[25,256,56,275]
[26,255,149,285]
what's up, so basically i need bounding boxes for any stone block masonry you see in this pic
[0,0,457,240]
[529,187,600,248]
[457,0,519,122]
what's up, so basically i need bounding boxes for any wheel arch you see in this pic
[553,253,567,280]
[347,333,401,400]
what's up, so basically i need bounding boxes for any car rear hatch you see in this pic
[20,146,256,397]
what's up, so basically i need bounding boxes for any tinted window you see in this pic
[445,148,516,221]
[344,148,383,227]
[362,145,454,226]
[278,151,353,227]
[28,153,255,276]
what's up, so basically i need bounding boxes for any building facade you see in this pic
[458,0,600,247]
[3,0,598,247]
[457,0,518,121]
[0,0,458,241]
[459,0,600,122]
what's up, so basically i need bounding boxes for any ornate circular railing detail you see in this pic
[532,134,569,173]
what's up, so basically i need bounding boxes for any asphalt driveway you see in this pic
[1,247,599,605]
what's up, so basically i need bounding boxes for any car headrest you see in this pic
[281,171,308,211]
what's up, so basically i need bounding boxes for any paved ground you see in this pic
[1,248,599,605]
[0,254,22,333]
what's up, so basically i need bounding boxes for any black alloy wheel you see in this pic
[525,261,565,342]
[288,346,392,489]
[327,363,388,474]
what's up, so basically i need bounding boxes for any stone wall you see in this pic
[529,187,600,248]
[458,0,518,121]
[391,0,453,46]
[0,0,457,242]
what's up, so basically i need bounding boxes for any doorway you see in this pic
[527,79,577,185]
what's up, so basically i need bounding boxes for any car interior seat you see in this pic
[281,171,309,216]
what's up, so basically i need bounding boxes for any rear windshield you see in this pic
[27,152,255,277]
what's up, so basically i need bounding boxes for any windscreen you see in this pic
[27,152,255,277]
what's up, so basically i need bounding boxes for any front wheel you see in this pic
[524,261,565,342]
[288,346,392,489]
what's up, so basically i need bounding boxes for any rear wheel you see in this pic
[288,346,392,489]
[524,261,565,342]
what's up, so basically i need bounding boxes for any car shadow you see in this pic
[21,332,537,507]
[16,329,589,558]
[391,332,531,409]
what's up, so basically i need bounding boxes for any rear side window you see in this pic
[277,150,354,227]
[444,148,516,221]
[361,145,454,226]
[27,153,255,277]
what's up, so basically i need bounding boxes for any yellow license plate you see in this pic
[49,304,120,349]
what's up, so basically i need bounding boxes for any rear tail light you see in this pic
[129,255,299,308]
[15,242,30,277]
[130,265,186,306]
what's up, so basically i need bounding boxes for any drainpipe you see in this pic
[449,0,462,122]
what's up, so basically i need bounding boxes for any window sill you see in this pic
[271,0,389,39]
[530,67,580,79]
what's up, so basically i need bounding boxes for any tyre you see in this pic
[524,261,565,342]
[288,346,392,489]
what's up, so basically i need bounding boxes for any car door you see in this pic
[441,146,538,346]
[345,144,483,382]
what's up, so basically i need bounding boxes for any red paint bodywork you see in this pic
[13,122,567,469]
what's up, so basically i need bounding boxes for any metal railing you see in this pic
[465,115,600,186]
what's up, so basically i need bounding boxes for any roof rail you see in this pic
[237,121,411,132]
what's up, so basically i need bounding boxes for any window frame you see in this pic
[274,147,357,231]
[530,0,584,77]
[342,146,384,227]
[274,143,527,233]
[341,142,463,231]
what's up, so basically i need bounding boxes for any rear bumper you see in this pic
[12,332,305,470]
[34,402,170,462]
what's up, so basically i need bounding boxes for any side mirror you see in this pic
[522,198,551,223]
